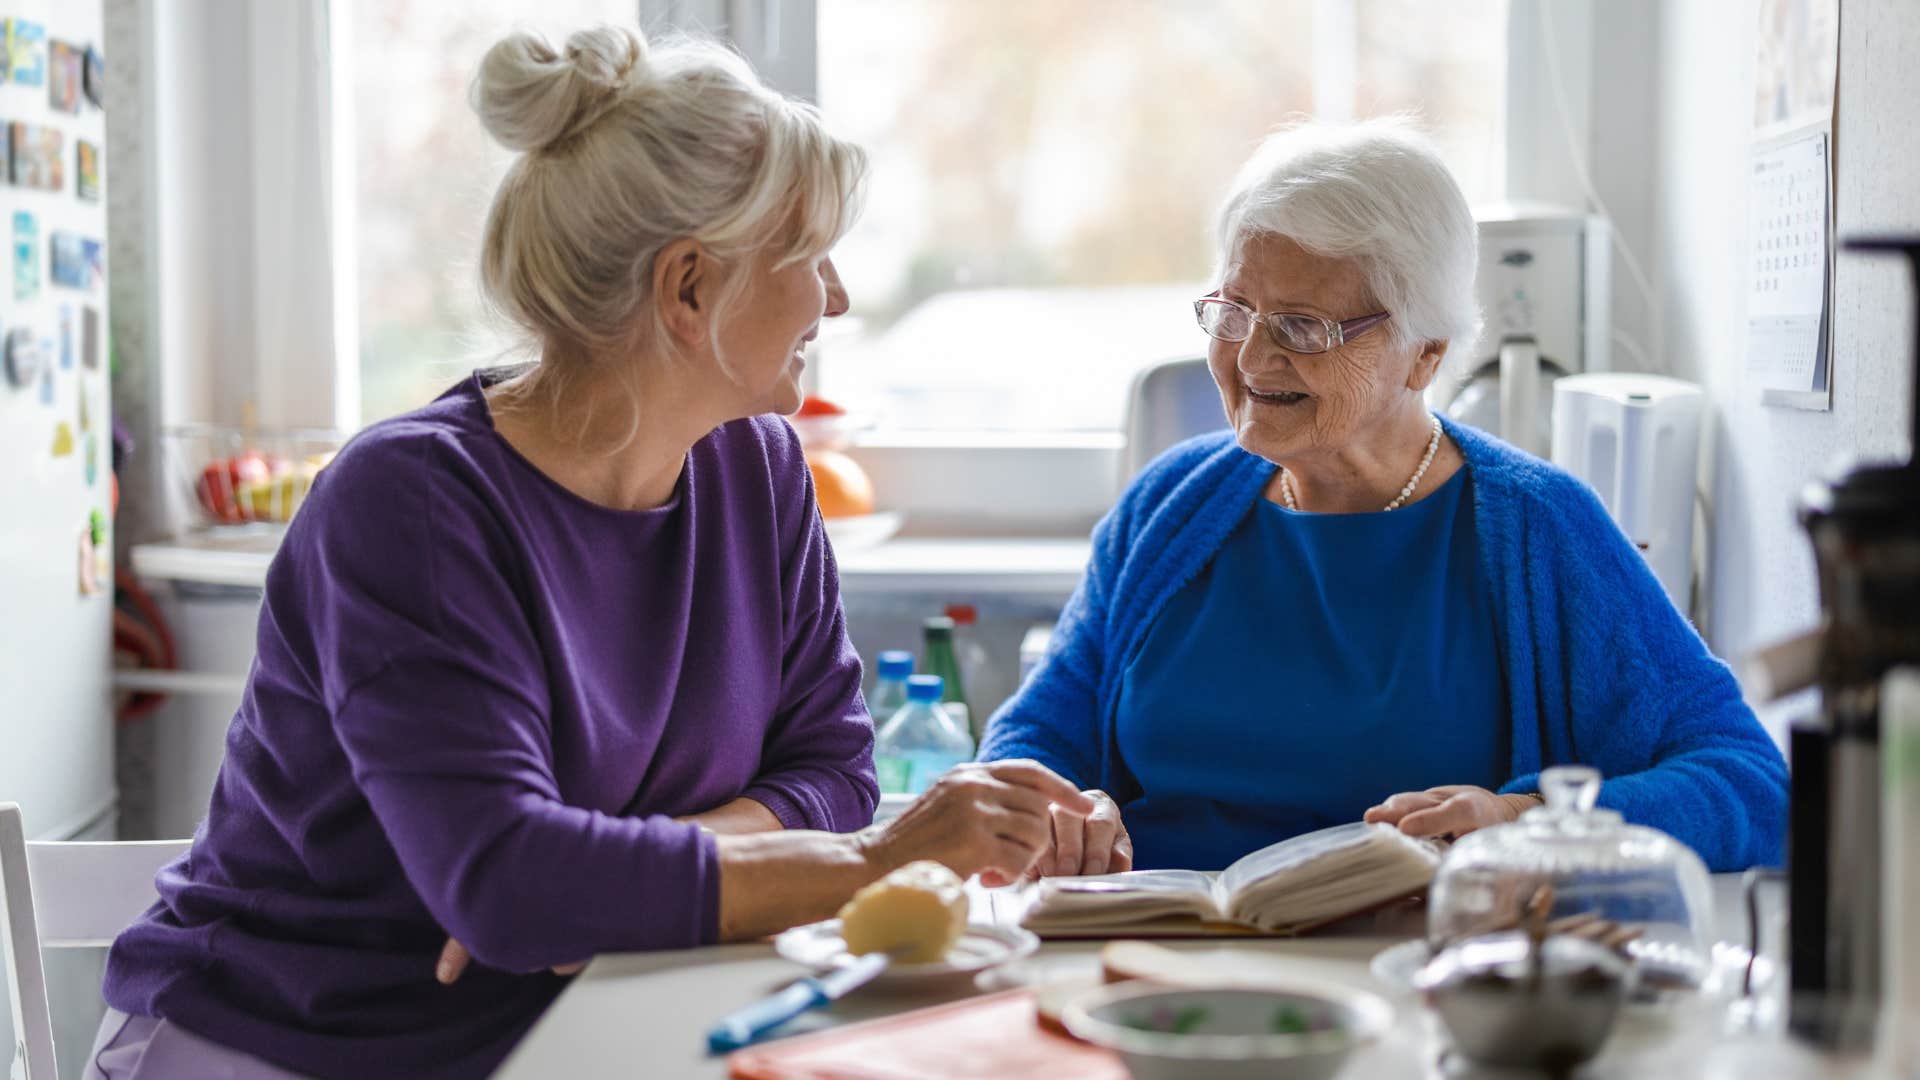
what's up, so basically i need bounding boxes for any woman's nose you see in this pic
[1236,331,1294,375]
[822,257,850,319]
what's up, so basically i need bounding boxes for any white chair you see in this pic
[1,803,188,1080]
[1119,356,1226,481]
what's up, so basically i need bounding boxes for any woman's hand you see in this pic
[1024,789,1132,879]
[435,941,585,985]
[861,760,1095,887]
[1363,785,1539,840]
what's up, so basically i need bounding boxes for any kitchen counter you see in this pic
[130,533,1092,597]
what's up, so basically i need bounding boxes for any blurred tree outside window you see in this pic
[352,0,641,424]
[349,0,1506,432]
[815,0,1508,432]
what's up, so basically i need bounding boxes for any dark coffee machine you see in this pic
[1789,236,1920,1048]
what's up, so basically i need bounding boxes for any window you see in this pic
[343,1,1508,433]
[812,0,1508,433]
[350,0,643,424]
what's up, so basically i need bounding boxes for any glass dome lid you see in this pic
[1426,765,1715,992]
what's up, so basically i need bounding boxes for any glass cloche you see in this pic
[1426,765,1716,992]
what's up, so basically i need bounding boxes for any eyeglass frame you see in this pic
[1192,294,1392,354]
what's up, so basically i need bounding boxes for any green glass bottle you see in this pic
[920,616,972,747]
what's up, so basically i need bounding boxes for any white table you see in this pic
[495,876,1871,1079]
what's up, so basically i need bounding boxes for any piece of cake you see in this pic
[837,860,969,963]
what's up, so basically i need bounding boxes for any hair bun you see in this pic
[471,25,647,153]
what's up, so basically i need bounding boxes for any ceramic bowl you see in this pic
[1060,982,1393,1080]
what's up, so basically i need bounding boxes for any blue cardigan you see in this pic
[979,417,1788,872]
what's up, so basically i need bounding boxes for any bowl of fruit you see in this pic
[169,425,347,531]
[790,397,902,551]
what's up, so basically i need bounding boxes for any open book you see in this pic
[1018,822,1443,937]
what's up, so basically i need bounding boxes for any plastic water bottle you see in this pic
[868,649,914,722]
[873,674,974,795]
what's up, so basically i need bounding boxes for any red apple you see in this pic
[195,451,273,523]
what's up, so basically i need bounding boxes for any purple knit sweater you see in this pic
[104,372,878,1078]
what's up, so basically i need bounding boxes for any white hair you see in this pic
[471,24,865,402]
[1214,118,1480,351]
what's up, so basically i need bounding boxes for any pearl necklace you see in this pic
[1281,414,1443,513]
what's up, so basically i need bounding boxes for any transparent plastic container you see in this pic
[873,674,974,796]
[165,424,348,533]
[1427,765,1715,993]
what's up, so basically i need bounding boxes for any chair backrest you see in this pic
[0,803,189,1080]
[1120,356,1227,482]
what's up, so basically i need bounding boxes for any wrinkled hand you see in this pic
[1024,789,1132,879]
[1363,785,1538,840]
[435,939,587,986]
[861,759,1095,888]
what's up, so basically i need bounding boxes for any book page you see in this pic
[1019,869,1221,930]
[1222,822,1441,931]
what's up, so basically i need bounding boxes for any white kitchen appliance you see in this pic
[1549,373,1705,610]
[1439,205,1612,453]
[0,0,121,1071]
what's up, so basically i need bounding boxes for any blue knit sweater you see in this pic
[979,417,1788,872]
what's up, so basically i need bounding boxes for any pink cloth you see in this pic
[85,1009,311,1079]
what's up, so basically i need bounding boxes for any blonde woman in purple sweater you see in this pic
[93,26,1087,1079]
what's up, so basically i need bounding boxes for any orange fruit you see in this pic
[808,449,874,518]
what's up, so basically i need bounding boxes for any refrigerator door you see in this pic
[0,0,121,1074]
[0,0,117,841]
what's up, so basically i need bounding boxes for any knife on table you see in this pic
[705,951,892,1054]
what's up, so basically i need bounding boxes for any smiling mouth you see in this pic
[1245,385,1310,406]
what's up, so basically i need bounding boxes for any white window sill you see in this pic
[130,532,1092,598]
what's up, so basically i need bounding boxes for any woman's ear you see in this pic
[654,238,709,347]
[1407,339,1449,392]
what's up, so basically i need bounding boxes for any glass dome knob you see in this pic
[1540,765,1602,813]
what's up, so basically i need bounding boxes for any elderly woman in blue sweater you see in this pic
[979,119,1787,877]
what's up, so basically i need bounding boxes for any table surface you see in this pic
[495,874,1872,1079]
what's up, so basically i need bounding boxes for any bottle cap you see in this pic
[876,650,914,679]
[906,674,945,702]
[923,615,955,640]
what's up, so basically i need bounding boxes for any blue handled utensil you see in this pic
[705,951,892,1054]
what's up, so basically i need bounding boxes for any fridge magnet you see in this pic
[10,122,63,191]
[12,211,35,299]
[78,511,108,595]
[83,45,104,108]
[81,306,99,369]
[84,431,98,485]
[7,19,43,87]
[50,419,73,457]
[0,21,11,82]
[48,39,80,113]
[79,381,90,431]
[85,237,104,285]
[50,231,91,289]
[3,326,40,388]
[76,140,101,201]
[38,355,52,404]
[59,305,73,369]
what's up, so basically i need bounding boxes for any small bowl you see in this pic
[1413,931,1630,1071]
[1061,982,1392,1080]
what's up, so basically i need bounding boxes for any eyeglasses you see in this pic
[1193,295,1391,354]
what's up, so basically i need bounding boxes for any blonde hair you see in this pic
[471,24,865,415]
[1215,117,1480,352]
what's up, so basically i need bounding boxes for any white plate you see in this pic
[823,510,904,553]
[1367,939,1433,992]
[1370,937,1733,1001]
[774,918,1039,989]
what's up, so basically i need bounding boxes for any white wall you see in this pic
[1650,0,1918,739]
